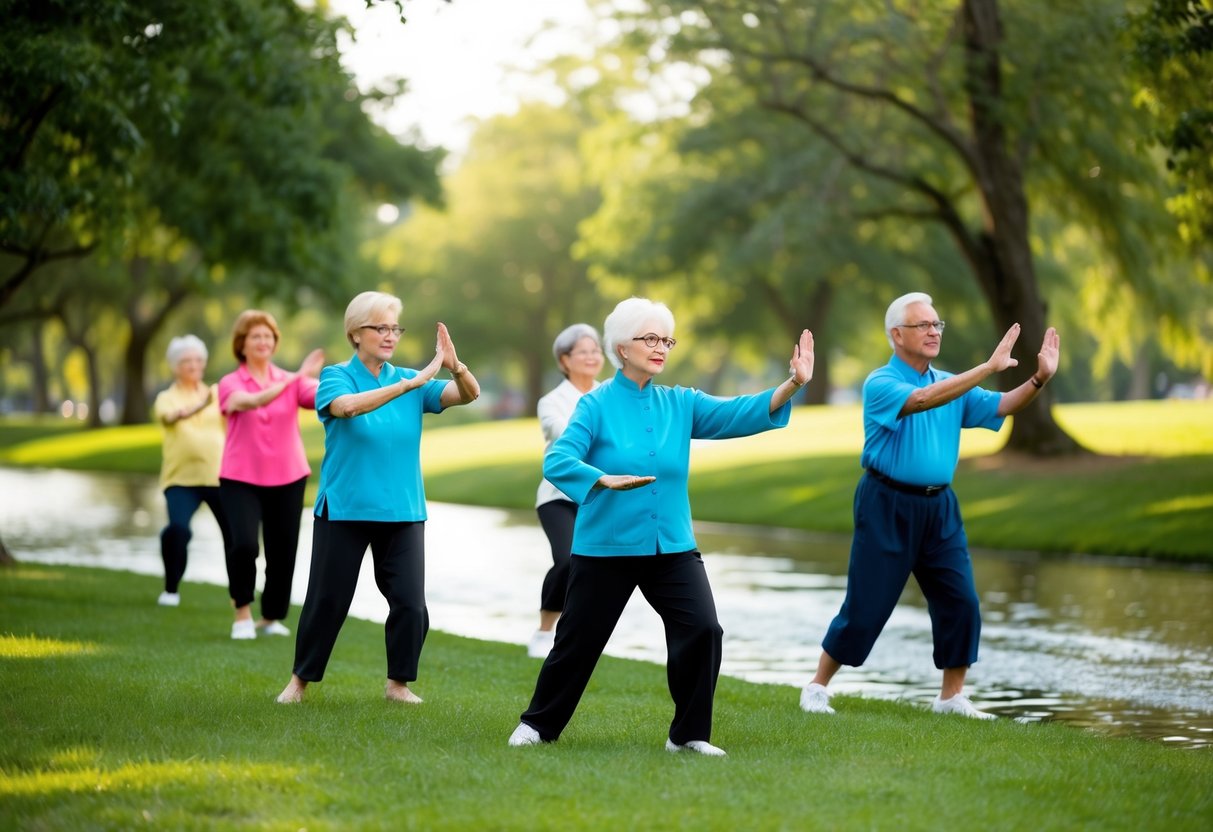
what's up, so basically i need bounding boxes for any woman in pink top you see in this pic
[218,309,324,641]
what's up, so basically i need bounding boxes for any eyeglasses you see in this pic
[568,348,603,358]
[897,320,945,333]
[632,334,677,350]
[361,324,404,337]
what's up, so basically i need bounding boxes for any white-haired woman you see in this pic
[152,335,233,607]
[527,323,606,659]
[509,297,814,756]
[276,291,480,705]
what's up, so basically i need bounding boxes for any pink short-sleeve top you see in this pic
[218,363,318,486]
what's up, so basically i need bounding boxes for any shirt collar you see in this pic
[611,369,652,396]
[889,353,934,383]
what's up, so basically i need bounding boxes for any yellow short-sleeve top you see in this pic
[153,382,226,489]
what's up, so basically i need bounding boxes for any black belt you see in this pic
[866,469,948,496]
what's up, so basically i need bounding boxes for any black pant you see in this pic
[293,516,428,683]
[160,485,232,593]
[520,552,723,745]
[536,500,576,612]
[219,476,307,621]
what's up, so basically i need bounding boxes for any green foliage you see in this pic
[3,564,1211,830]
[373,102,611,408]
[1127,0,1213,243]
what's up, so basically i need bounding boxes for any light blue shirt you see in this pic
[544,370,791,556]
[313,355,447,522]
[860,354,1004,486]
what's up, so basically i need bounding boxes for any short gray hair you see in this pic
[166,335,208,369]
[344,291,403,347]
[884,292,934,348]
[603,297,675,370]
[552,323,601,375]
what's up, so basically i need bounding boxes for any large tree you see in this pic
[2,0,444,422]
[597,0,1191,453]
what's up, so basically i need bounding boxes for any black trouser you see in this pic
[160,485,232,593]
[293,515,428,683]
[519,552,723,745]
[219,476,307,621]
[536,500,576,612]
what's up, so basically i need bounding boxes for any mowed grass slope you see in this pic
[2,565,1211,831]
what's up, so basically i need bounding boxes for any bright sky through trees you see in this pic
[324,0,595,156]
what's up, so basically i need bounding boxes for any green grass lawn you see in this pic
[3,400,1212,561]
[2,564,1210,831]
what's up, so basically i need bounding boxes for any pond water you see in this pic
[2,466,1211,749]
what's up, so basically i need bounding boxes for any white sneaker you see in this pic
[799,682,835,714]
[665,739,727,757]
[508,722,543,747]
[258,621,291,637]
[231,619,256,640]
[932,693,996,720]
[526,629,555,658]
[157,592,180,607]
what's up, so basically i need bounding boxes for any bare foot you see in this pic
[276,676,307,704]
[385,680,423,704]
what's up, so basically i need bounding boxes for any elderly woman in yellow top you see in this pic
[152,335,234,607]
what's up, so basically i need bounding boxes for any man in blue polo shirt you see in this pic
[800,291,1060,719]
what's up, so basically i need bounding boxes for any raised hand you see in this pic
[1036,327,1060,381]
[298,348,326,378]
[436,322,459,372]
[987,324,1022,373]
[789,329,814,385]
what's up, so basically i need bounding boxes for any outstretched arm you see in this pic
[899,323,1021,417]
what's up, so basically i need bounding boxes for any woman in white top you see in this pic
[528,323,605,657]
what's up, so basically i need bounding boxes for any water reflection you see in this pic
[2,467,1211,749]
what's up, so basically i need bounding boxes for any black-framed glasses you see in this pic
[632,333,677,350]
[897,320,945,333]
[361,324,404,337]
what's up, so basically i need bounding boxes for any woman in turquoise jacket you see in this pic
[509,297,814,756]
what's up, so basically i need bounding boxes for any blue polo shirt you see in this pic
[860,354,1004,486]
[313,355,447,522]
[544,370,791,556]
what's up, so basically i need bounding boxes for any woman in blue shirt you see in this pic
[509,297,814,756]
[276,291,480,705]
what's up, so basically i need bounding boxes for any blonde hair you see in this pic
[344,291,403,347]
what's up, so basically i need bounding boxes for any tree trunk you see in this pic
[760,276,834,404]
[83,342,103,427]
[0,535,15,567]
[120,259,191,425]
[962,0,1083,456]
[29,324,52,413]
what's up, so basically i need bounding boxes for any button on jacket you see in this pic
[544,370,791,556]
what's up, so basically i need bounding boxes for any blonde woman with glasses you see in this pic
[276,291,480,705]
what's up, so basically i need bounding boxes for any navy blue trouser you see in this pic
[293,516,428,684]
[520,551,724,745]
[822,473,982,670]
[160,485,233,593]
[536,499,576,612]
